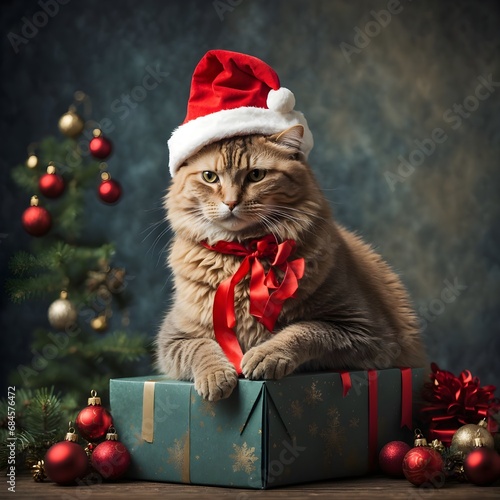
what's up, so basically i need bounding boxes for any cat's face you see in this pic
[166,125,322,243]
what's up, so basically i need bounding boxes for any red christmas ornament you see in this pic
[39,164,65,198]
[22,195,52,236]
[98,171,122,204]
[89,129,112,159]
[91,427,131,480]
[75,390,113,442]
[464,447,500,486]
[402,430,444,488]
[44,426,88,485]
[379,440,411,477]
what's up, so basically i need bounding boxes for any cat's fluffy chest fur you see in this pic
[156,126,426,401]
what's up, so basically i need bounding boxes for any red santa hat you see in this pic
[168,49,314,176]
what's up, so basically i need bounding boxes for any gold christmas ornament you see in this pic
[90,314,108,332]
[58,108,85,138]
[450,419,495,454]
[26,154,39,169]
[48,291,78,330]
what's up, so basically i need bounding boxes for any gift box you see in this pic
[109,368,425,489]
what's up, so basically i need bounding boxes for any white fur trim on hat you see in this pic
[168,107,313,176]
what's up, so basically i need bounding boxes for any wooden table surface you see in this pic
[9,473,500,499]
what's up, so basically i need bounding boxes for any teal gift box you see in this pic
[109,368,425,489]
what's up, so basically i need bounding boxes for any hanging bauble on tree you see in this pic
[379,440,411,477]
[39,164,65,198]
[89,129,112,159]
[44,425,88,485]
[451,419,495,455]
[58,107,85,138]
[98,171,122,204]
[75,390,113,442]
[402,430,445,488]
[26,154,38,169]
[22,195,52,237]
[90,313,108,332]
[91,427,131,480]
[48,290,78,330]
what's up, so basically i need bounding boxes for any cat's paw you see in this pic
[194,367,238,401]
[241,346,297,380]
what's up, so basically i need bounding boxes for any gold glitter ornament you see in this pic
[58,107,85,138]
[450,419,495,455]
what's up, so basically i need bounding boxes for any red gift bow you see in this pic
[201,235,305,374]
[421,362,500,445]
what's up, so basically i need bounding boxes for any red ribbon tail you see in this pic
[400,368,413,429]
[339,371,352,397]
[211,258,252,375]
[368,370,378,472]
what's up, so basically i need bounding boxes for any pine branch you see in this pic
[72,331,151,363]
[11,164,39,193]
[6,274,63,303]
[24,388,65,438]
[8,251,51,277]
[0,387,67,470]
[7,242,115,303]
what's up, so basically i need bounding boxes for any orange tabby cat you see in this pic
[156,124,426,401]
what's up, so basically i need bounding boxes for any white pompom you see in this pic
[267,87,295,113]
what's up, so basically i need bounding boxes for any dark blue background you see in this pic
[1,0,499,388]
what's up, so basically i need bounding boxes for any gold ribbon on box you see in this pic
[142,380,156,443]
[141,380,191,483]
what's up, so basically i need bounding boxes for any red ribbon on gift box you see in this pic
[339,368,413,471]
[421,362,500,445]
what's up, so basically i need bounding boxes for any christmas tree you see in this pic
[1,92,152,471]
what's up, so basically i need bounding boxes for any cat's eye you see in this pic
[247,169,266,182]
[202,171,219,183]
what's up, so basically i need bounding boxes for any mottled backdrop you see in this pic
[1,0,499,387]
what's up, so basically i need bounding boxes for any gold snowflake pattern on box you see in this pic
[349,417,360,428]
[167,437,187,473]
[308,422,319,436]
[230,442,259,475]
[200,399,217,418]
[304,381,323,405]
[290,399,304,418]
[321,406,346,462]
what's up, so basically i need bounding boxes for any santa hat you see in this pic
[168,50,313,176]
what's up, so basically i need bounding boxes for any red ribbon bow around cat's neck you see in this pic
[201,235,305,374]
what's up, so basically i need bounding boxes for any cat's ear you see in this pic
[271,125,304,151]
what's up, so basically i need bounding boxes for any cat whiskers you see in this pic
[140,208,172,268]
[266,204,325,221]
[252,213,281,241]
[260,207,314,236]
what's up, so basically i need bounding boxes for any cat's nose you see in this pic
[224,201,238,211]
